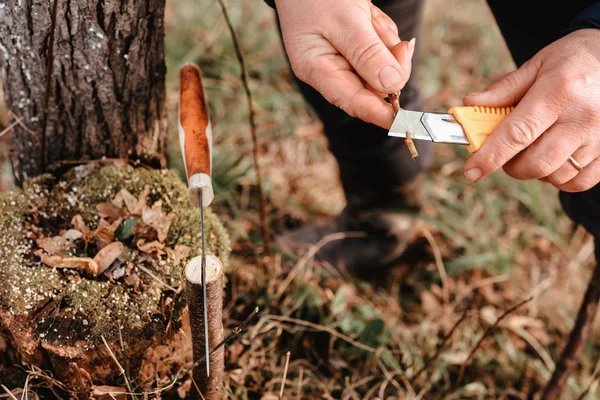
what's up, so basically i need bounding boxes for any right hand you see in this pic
[275,0,416,129]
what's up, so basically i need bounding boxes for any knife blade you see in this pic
[388,106,514,152]
[178,62,214,377]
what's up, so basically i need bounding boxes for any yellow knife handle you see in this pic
[448,106,514,152]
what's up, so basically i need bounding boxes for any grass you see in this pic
[160,0,600,398]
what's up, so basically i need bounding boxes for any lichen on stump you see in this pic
[0,163,230,387]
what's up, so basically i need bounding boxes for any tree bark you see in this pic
[0,0,167,184]
[185,254,225,400]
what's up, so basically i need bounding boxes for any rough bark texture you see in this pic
[186,255,225,400]
[0,0,167,184]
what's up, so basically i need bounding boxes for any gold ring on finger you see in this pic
[568,156,583,172]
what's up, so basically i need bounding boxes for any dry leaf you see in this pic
[132,220,159,242]
[93,218,123,249]
[62,257,99,272]
[168,244,191,265]
[35,250,66,268]
[114,188,149,215]
[72,215,92,240]
[36,250,99,272]
[142,208,174,242]
[96,202,126,222]
[91,385,127,400]
[62,229,83,241]
[124,273,140,288]
[93,241,125,275]
[36,236,72,255]
[137,239,165,255]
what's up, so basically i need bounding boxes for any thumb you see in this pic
[464,57,541,107]
[329,19,412,94]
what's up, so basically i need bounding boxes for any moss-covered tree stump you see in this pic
[0,163,229,389]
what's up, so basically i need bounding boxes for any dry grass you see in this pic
[1,0,598,398]
[161,0,598,398]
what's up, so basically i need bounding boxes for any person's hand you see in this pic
[463,29,600,193]
[275,0,415,129]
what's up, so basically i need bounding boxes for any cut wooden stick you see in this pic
[186,255,225,400]
[388,92,401,114]
[542,261,600,400]
[404,131,418,160]
[387,92,418,159]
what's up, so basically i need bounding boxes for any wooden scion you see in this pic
[185,255,224,399]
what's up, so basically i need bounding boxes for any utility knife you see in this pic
[388,106,514,152]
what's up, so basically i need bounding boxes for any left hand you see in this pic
[462,28,600,192]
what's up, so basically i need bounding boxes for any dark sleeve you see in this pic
[264,0,275,8]
[564,1,600,34]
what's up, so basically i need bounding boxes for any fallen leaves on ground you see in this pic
[35,185,178,278]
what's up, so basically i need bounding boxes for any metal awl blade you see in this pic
[388,109,470,145]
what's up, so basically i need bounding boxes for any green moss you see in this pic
[0,164,230,342]
[0,190,63,317]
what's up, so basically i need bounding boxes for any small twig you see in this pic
[343,377,361,400]
[154,306,260,394]
[101,335,134,398]
[297,367,303,400]
[117,323,133,394]
[420,226,449,306]
[280,351,291,399]
[542,262,600,399]
[404,131,419,159]
[54,158,154,170]
[1,386,18,400]
[575,353,600,400]
[457,296,533,384]
[276,232,366,300]
[0,116,22,139]
[267,314,376,353]
[136,264,178,292]
[388,92,401,114]
[411,311,469,383]
[387,92,418,159]
[216,0,272,259]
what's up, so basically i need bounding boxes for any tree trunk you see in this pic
[0,0,167,184]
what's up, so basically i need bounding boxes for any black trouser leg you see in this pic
[487,0,600,254]
[286,0,431,212]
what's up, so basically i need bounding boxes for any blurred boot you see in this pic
[277,177,425,272]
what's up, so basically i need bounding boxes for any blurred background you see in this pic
[1,0,599,397]
[158,0,599,397]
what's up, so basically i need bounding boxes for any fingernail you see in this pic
[379,66,402,89]
[465,168,483,182]
[408,37,416,58]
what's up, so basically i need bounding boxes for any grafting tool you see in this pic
[179,62,214,377]
[388,106,515,152]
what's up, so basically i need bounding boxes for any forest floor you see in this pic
[1,0,599,398]
[162,0,599,398]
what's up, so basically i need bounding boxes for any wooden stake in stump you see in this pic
[185,255,225,399]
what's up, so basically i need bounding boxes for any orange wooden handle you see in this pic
[179,63,211,178]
